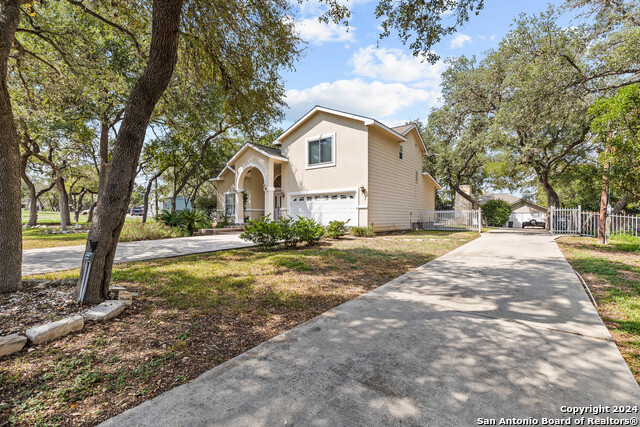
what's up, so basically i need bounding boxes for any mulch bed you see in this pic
[0,281,84,335]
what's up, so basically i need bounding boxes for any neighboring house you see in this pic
[213,106,441,232]
[479,193,547,228]
[162,197,192,212]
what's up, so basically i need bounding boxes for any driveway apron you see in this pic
[103,229,640,426]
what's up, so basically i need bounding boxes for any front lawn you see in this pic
[23,221,182,250]
[1,230,478,425]
[557,234,640,384]
[22,228,89,250]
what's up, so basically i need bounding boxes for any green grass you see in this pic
[8,230,479,425]
[22,228,89,250]
[557,234,640,383]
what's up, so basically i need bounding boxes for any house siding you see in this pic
[367,127,435,232]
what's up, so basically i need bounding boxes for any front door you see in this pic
[274,192,281,221]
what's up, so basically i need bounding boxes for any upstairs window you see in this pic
[398,144,404,160]
[307,134,335,168]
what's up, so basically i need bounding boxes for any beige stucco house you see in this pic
[213,106,441,232]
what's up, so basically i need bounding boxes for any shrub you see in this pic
[240,217,280,249]
[178,209,211,236]
[159,210,182,227]
[291,216,325,246]
[481,199,513,227]
[326,220,351,239]
[160,209,211,235]
[119,221,183,242]
[351,226,375,237]
[276,217,298,248]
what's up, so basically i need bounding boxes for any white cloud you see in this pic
[350,45,445,84]
[296,18,355,45]
[450,33,472,49]
[284,79,439,121]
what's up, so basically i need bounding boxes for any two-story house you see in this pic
[213,106,441,232]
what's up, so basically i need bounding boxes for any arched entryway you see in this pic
[236,166,266,221]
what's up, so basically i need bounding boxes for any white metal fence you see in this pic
[550,206,639,238]
[414,210,482,233]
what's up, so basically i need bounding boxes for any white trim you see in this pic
[305,132,336,170]
[214,143,287,181]
[287,187,359,226]
[274,106,406,145]
[396,124,428,155]
[245,209,266,212]
[356,205,368,209]
[264,186,276,192]
[422,172,442,190]
[287,187,358,221]
[223,191,237,218]
[213,165,235,181]
[235,163,267,190]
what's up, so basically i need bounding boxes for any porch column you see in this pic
[264,186,275,219]
[235,190,244,223]
[264,159,275,219]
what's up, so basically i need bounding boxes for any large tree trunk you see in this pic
[598,145,612,244]
[0,0,23,294]
[453,184,479,210]
[538,170,560,231]
[75,0,183,303]
[55,171,72,230]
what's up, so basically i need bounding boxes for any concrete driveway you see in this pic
[103,229,640,426]
[22,234,252,275]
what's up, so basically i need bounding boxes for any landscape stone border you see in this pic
[0,286,133,358]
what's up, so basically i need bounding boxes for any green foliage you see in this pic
[240,217,281,249]
[351,226,375,237]
[326,220,351,239]
[290,216,325,246]
[240,216,325,249]
[159,210,182,227]
[178,209,211,236]
[119,220,184,241]
[481,199,512,227]
[159,209,210,235]
[590,84,640,202]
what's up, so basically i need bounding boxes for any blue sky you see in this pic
[280,0,567,128]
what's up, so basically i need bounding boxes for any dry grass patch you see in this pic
[1,231,477,426]
[557,234,640,385]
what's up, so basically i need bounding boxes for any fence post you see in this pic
[478,209,482,233]
[577,205,582,236]
[550,206,554,234]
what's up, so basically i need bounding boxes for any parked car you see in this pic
[522,219,545,229]
[130,206,144,216]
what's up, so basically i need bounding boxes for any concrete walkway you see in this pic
[104,230,640,426]
[22,234,252,275]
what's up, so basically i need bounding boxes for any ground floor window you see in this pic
[225,193,235,217]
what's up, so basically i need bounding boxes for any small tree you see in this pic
[481,199,512,227]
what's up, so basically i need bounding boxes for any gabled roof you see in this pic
[274,106,407,145]
[212,143,287,181]
[479,193,546,210]
[392,123,428,154]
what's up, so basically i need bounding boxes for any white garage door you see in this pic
[290,192,358,226]
[508,212,546,228]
